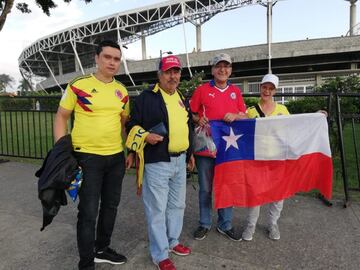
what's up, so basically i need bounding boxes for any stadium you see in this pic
[18,0,360,99]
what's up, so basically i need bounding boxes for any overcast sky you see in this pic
[0,0,358,91]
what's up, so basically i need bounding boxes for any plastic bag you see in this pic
[193,124,217,158]
[66,167,83,202]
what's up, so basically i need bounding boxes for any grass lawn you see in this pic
[0,111,55,159]
[332,122,360,201]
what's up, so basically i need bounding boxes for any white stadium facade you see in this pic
[18,0,360,99]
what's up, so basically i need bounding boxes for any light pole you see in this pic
[345,0,358,36]
[160,50,173,59]
[260,0,277,74]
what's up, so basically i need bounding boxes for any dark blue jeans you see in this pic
[74,152,125,270]
[195,155,233,231]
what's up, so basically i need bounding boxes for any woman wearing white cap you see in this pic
[243,73,289,241]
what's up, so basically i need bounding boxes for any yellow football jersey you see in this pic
[247,103,289,119]
[159,86,189,153]
[60,74,130,155]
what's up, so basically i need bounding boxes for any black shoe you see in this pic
[216,227,242,241]
[193,226,210,240]
[94,247,127,265]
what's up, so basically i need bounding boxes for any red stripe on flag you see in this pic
[213,152,333,208]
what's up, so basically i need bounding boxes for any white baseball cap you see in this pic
[261,74,279,89]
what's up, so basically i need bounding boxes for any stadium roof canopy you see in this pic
[18,0,262,89]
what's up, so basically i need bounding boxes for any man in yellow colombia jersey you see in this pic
[126,55,195,270]
[54,40,130,270]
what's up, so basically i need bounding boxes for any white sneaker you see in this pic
[268,224,280,240]
[242,225,255,241]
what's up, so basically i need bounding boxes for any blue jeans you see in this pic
[142,154,187,263]
[74,152,125,270]
[195,155,233,231]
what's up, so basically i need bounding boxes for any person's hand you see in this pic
[223,113,237,122]
[317,110,328,117]
[187,155,195,171]
[198,116,209,127]
[126,152,135,169]
[145,133,163,145]
[237,112,247,119]
[224,112,247,122]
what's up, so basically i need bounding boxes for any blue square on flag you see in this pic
[210,120,255,164]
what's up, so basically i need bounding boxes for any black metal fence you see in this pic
[0,96,60,159]
[0,92,359,206]
[334,93,360,206]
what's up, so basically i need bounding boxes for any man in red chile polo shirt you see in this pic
[190,53,247,242]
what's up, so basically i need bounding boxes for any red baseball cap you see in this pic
[159,55,182,71]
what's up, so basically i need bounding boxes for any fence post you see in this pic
[335,94,350,207]
[351,118,360,190]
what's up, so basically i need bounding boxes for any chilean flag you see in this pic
[210,113,333,208]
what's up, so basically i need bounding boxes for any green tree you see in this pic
[0,0,92,31]
[287,75,360,115]
[243,97,259,108]
[286,97,326,114]
[17,78,33,94]
[177,71,205,98]
[315,75,360,117]
[0,73,14,92]
[287,75,360,155]
[315,75,360,94]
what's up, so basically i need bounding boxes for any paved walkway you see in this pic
[1,161,360,270]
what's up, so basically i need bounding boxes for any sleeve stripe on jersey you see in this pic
[70,85,93,112]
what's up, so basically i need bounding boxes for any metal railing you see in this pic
[334,93,360,207]
[1,92,359,206]
[0,96,60,159]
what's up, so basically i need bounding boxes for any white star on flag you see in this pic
[222,127,243,151]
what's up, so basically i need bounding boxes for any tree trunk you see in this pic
[0,0,15,32]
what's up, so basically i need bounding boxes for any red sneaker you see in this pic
[170,244,191,256]
[155,258,176,270]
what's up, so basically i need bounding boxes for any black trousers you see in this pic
[74,152,125,270]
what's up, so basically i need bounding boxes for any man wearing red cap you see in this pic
[126,55,195,270]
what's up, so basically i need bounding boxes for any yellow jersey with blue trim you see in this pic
[247,103,289,119]
[60,74,130,155]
